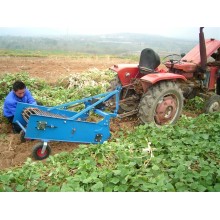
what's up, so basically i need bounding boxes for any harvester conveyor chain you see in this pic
[22,107,67,123]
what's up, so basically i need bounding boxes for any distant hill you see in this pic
[0,29,197,56]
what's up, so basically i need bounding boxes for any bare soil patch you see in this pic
[0,56,133,83]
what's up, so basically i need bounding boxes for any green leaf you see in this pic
[197,185,206,192]
[3,186,14,192]
[129,162,136,166]
[118,184,128,192]
[214,183,220,192]
[0,175,11,184]
[30,173,41,180]
[152,165,159,171]
[200,171,209,177]
[36,180,48,191]
[165,183,175,192]
[201,134,209,140]
[47,185,60,192]
[16,185,25,192]
[110,177,120,184]
[61,184,73,192]
[113,170,121,176]
[75,187,85,192]
[91,181,104,192]
[104,186,113,192]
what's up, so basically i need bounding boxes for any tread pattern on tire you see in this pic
[138,81,183,125]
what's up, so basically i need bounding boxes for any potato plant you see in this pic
[1,111,220,191]
[0,70,114,119]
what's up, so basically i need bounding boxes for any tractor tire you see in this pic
[138,81,183,126]
[204,94,220,113]
[32,142,51,160]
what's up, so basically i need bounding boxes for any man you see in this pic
[3,80,37,133]
[211,47,220,61]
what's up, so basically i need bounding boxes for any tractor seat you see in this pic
[138,48,160,74]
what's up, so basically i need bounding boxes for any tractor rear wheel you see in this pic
[138,81,183,126]
[204,94,220,113]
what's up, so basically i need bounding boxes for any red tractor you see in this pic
[108,27,220,126]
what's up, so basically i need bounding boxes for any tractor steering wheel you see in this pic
[162,54,182,65]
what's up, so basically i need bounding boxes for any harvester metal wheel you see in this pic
[204,94,220,113]
[32,142,51,160]
[138,81,183,126]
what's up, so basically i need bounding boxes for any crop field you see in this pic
[0,54,220,192]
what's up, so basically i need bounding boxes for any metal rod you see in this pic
[41,142,48,154]
[69,89,120,120]
[15,120,26,133]
[48,90,119,111]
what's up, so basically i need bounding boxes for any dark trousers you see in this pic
[6,116,22,133]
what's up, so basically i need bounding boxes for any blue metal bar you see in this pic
[115,86,120,114]
[69,89,120,120]
[47,90,117,111]
[16,120,26,133]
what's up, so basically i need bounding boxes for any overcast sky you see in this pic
[0,0,220,39]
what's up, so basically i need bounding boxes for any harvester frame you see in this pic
[13,88,121,160]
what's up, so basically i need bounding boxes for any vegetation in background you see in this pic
[184,96,205,114]
[0,34,196,56]
[0,71,114,122]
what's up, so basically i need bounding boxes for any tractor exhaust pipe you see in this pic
[199,27,207,72]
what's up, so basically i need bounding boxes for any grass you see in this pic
[0,49,139,61]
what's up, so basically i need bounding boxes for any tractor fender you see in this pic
[140,73,187,92]
[110,64,139,85]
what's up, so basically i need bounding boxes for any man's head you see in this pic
[13,80,26,98]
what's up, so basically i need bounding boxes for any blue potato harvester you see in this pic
[13,88,121,160]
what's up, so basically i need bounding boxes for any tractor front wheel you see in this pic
[204,94,220,113]
[32,142,51,160]
[138,81,183,126]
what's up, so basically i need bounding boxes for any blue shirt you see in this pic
[3,88,37,117]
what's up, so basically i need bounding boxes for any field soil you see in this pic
[0,56,138,170]
[0,56,133,83]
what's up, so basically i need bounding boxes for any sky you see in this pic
[0,0,220,39]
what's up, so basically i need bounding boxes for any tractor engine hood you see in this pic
[181,39,220,65]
